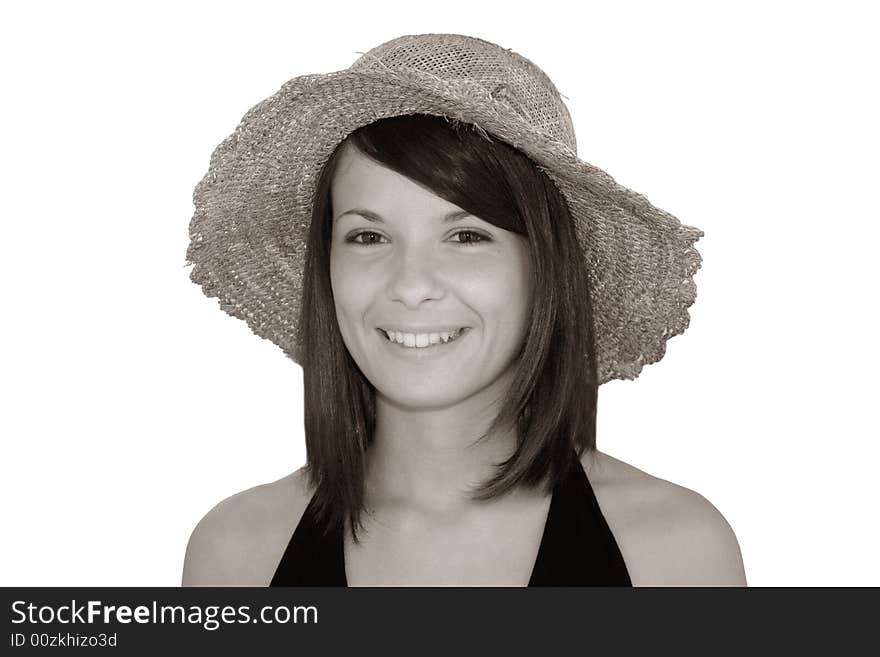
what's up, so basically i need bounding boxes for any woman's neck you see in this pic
[365,388,518,513]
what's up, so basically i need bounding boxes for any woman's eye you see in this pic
[452,230,491,246]
[346,231,387,245]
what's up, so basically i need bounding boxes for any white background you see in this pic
[1,0,877,586]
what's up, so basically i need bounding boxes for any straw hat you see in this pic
[185,33,704,384]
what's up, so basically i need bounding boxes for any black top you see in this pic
[270,453,632,586]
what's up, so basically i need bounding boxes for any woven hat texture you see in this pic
[185,33,704,384]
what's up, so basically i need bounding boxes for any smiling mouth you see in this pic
[379,327,470,349]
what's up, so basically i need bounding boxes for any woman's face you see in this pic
[329,142,532,411]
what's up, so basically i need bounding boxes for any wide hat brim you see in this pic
[186,64,704,384]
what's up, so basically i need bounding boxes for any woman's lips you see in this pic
[377,327,471,351]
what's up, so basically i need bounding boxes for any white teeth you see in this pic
[383,328,465,348]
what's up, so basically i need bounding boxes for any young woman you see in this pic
[182,34,746,586]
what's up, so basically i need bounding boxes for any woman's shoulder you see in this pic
[181,467,315,586]
[583,450,747,586]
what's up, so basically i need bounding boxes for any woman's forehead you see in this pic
[330,143,465,221]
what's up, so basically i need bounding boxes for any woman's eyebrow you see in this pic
[334,208,473,223]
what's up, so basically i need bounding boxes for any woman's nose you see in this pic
[387,242,445,308]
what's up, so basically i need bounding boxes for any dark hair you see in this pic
[298,114,599,541]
